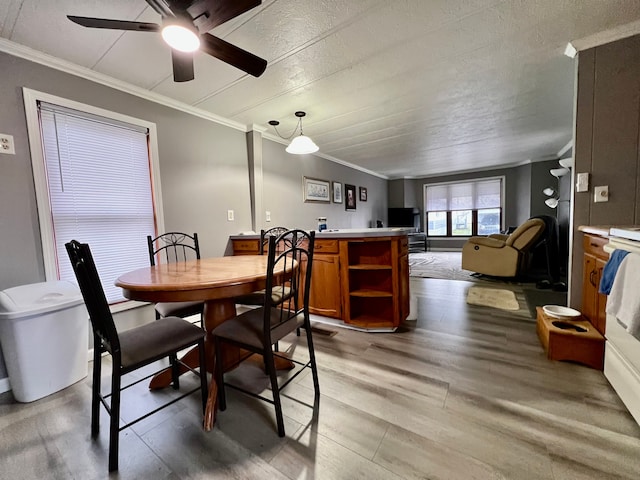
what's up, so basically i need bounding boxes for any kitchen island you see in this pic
[230,228,411,331]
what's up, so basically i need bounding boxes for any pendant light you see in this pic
[268,111,319,155]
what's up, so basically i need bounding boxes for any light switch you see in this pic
[594,185,608,203]
[227,209,234,221]
[266,211,271,222]
[576,172,589,192]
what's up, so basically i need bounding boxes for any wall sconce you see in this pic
[558,157,573,169]
[550,167,570,178]
[268,111,319,155]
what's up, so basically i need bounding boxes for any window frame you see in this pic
[24,88,165,308]
[423,176,505,238]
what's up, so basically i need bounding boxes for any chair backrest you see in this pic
[505,218,545,251]
[147,232,200,266]
[65,240,120,356]
[259,227,289,254]
[263,229,315,342]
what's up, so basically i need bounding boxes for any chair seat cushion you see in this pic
[155,301,203,319]
[212,307,304,350]
[119,317,204,369]
[234,285,293,307]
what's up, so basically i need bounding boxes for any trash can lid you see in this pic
[0,280,84,320]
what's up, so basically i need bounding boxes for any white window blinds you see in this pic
[39,102,156,303]
[426,179,501,211]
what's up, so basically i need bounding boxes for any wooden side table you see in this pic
[536,307,604,370]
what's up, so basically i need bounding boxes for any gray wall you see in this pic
[389,166,538,249]
[571,34,640,307]
[260,139,387,231]
[0,50,385,386]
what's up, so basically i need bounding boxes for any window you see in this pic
[25,89,164,304]
[424,178,503,237]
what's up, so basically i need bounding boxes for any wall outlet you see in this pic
[576,172,589,192]
[266,211,271,222]
[0,134,15,155]
[227,209,234,221]
[594,185,608,203]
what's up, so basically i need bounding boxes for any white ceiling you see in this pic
[3,0,640,179]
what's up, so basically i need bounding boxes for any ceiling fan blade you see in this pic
[171,49,195,82]
[67,15,160,32]
[187,0,261,32]
[201,33,266,77]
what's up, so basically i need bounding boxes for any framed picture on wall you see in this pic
[303,176,330,203]
[332,181,343,203]
[345,184,356,210]
[359,187,368,202]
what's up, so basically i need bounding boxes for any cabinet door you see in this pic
[594,257,608,335]
[309,254,342,318]
[582,252,598,323]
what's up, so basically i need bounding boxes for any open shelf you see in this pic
[348,264,392,270]
[349,290,393,297]
[347,240,392,267]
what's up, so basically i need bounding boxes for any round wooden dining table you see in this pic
[115,255,291,431]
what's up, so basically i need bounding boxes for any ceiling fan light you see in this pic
[162,24,200,52]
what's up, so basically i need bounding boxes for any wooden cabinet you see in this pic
[233,232,409,330]
[581,234,608,335]
[231,238,260,255]
[308,240,341,318]
[341,237,406,330]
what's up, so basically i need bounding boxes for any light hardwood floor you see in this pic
[1,277,639,479]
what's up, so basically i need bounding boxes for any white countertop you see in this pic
[230,227,414,240]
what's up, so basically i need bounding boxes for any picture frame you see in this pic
[303,176,330,203]
[345,184,357,210]
[332,181,343,203]
[359,186,368,202]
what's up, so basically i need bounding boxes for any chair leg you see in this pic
[264,347,285,437]
[170,353,180,390]
[198,339,208,414]
[214,336,226,411]
[91,341,102,438]
[304,319,320,396]
[108,364,122,472]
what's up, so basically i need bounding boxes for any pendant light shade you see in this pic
[269,111,319,155]
[286,134,319,154]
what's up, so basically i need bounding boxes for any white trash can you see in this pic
[0,280,88,402]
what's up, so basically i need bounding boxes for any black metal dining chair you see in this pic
[213,229,319,437]
[234,226,291,306]
[66,240,208,472]
[147,232,204,326]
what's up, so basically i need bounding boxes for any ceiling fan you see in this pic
[68,0,267,82]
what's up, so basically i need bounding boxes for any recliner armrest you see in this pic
[488,234,509,241]
[466,236,506,248]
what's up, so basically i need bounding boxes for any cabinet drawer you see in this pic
[314,239,339,254]
[232,239,260,254]
[583,234,608,259]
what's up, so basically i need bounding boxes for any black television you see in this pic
[387,208,418,228]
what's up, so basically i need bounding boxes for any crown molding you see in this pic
[0,38,246,132]
[261,131,388,180]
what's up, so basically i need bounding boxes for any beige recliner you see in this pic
[461,218,546,277]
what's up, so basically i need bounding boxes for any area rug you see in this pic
[466,286,520,311]
[409,251,478,282]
